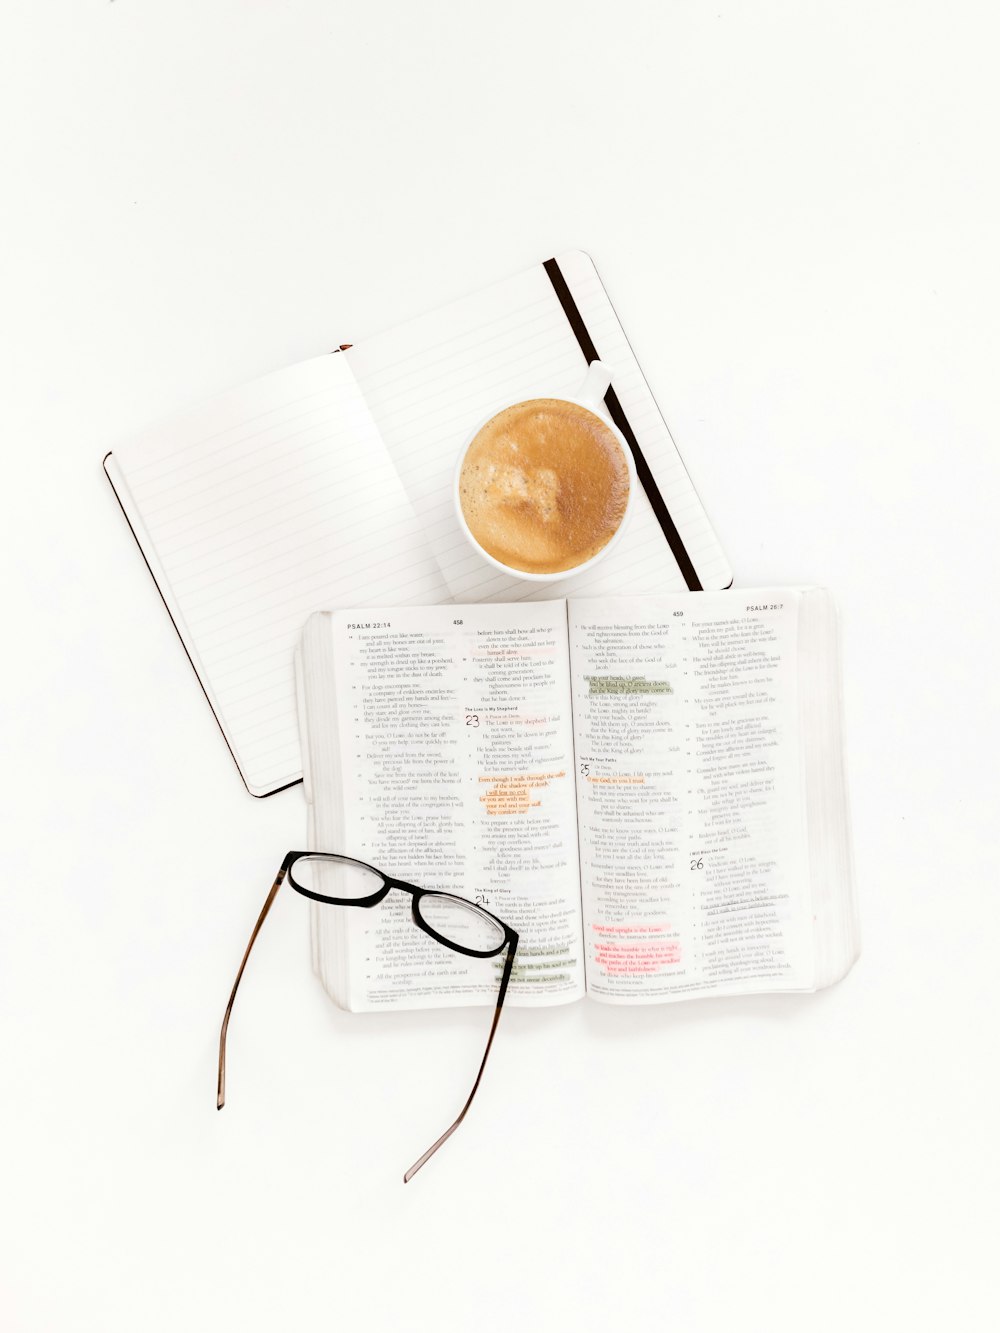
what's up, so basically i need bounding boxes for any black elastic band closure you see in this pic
[543,258,702,591]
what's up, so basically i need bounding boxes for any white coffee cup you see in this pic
[453,361,636,583]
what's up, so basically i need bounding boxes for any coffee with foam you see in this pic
[458,398,631,576]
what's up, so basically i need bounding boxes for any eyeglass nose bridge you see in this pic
[386,877,422,895]
[384,880,431,932]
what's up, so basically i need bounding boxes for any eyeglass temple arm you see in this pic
[217,865,288,1110]
[403,933,518,1184]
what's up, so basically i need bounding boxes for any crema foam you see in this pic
[458,398,631,575]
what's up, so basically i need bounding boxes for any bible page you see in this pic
[322,600,585,1010]
[568,592,815,1002]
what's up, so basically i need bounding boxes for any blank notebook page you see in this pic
[346,249,732,604]
[110,356,448,795]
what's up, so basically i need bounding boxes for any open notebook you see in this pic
[105,251,733,796]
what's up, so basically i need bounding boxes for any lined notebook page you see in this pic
[112,356,448,795]
[346,249,732,604]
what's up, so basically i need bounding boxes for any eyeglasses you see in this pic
[218,851,519,1182]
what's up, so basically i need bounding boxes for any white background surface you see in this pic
[2,3,997,1330]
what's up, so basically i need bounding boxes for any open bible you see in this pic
[296,590,859,1010]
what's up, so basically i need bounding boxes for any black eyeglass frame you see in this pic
[286,851,514,959]
[218,851,519,1183]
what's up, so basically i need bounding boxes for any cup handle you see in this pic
[576,360,613,409]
